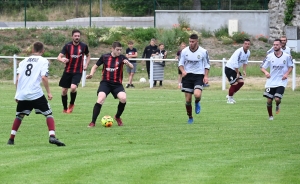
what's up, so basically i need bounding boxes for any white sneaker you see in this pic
[227,99,235,104]
[226,95,236,103]
[269,116,274,120]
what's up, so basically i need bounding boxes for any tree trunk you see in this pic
[193,0,201,10]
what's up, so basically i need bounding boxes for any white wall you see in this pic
[155,10,269,36]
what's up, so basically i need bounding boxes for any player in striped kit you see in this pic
[179,34,210,124]
[260,38,294,120]
[86,41,133,127]
[225,39,251,104]
[57,29,90,114]
[7,42,65,146]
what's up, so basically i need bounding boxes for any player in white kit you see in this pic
[225,39,251,104]
[266,35,291,55]
[7,42,65,146]
[260,38,294,120]
[179,34,210,124]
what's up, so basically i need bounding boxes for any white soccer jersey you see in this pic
[266,46,291,55]
[226,47,250,70]
[179,46,210,74]
[260,52,294,88]
[15,56,49,100]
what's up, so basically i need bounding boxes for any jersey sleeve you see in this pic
[178,49,185,67]
[96,55,104,66]
[260,56,270,69]
[41,59,49,77]
[84,45,89,55]
[287,55,294,68]
[61,44,68,55]
[230,50,241,69]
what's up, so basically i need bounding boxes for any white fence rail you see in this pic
[0,55,298,91]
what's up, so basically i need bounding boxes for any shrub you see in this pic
[214,25,229,39]
[41,32,67,46]
[26,7,48,21]
[199,28,213,38]
[0,45,21,55]
[256,34,268,43]
[231,31,250,43]
[220,36,233,45]
[129,28,157,43]
[177,15,190,30]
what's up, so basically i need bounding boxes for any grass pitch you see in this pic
[0,81,300,184]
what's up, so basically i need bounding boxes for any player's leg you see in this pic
[234,72,244,94]
[7,101,32,145]
[194,74,204,114]
[59,72,71,113]
[263,87,275,120]
[113,84,127,126]
[88,81,109,127]
[34,95,65,146]
[181,73,194,123]
[225,67,238,104]
[67,73,82,113]
[274,86,285,114]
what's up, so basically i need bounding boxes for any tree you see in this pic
[193,0,201,10]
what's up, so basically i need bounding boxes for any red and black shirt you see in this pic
[61,41,89,73]
[96,53,128,84]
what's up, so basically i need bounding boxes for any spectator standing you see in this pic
[125,41,138,88]
[142,38,158,80]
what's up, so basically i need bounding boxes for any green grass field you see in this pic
[0,81,300,184]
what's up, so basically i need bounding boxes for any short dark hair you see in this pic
[244,39,250,42]
[190,34,198,40]
[128,40,134,45]
[33,41,44,53]
[158,43,164,46]
[112,41,122,48]
[72,29,81,36]
[274,38,281,43]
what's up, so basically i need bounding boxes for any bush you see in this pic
[0,45,21,55]
[41,32,67,46]
[231,31,250,43]
[129,28,157,43]
[177,15,190,30]
[199,28,213,38]
[220,36,233,45]
[26,7,48,21]
[214,25,229,39]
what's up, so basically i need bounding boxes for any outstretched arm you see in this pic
[86,64,99,79]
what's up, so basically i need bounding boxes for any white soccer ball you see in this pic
[139,77,146,83]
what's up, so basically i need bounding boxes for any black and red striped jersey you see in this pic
[61,41,89,73]
[96,53,128,84]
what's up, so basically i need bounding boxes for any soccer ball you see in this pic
[101,115,113,127]
[139,77,146,82]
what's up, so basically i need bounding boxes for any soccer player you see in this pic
[57,29,90,113]
[7,42,65,146]
[179,34,210,124]
[260,38,294,120]
[125,40,138,88]
[175,42,186,89]
[225,39,251,104]
[86,41,133,127]
[266,35,291,55]
[142,38,158,79]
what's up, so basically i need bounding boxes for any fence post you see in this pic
[150,57,154,88]
[13,54,17,84]
[82,55,86,87]
[222,58,226,90]
[292,59,296,91]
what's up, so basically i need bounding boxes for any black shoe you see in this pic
[49,136,66,146]
[130,84,135,88]
[204,83,210,87]
[125,84,130,88]
[7,139,14,145]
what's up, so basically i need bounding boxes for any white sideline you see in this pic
[0,55,298,91]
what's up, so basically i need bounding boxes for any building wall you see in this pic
[155,10,269,36]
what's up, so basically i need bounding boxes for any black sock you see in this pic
[115,102,126,118]
[70,91,77,105]
[62,95,68,110]
[92,103,102,123]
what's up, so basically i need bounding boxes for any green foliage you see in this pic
[40,32,67,46]
[109,0,153,16]
[199,28,213,38]
[0,44,21,55]
[98,26,127,45]
[231,31,250,43]
[220,36,234,45]
[172,28,190,45]
[128,28,157,43]
[26,7,48,21]
[258,36,268,43]
[177,15,190,29]
[284,0,296,25]
[213,25,229,39]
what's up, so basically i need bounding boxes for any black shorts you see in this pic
[97,81,125,99]
[263,86,285,99]
[59,72,82,88]
[178,68,182,75]
[16,95,52,116]
[181,73,204,94]
[225,67,243,85]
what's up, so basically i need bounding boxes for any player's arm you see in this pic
[57,53,69,63]
[204,51,210,84]
[260,57,270,78]
[123,59,133,69]
[178,50,187,77]
[42,75,52,100]
[86,64,99,79]
[84,53,91,70]
[243,64,247,76]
